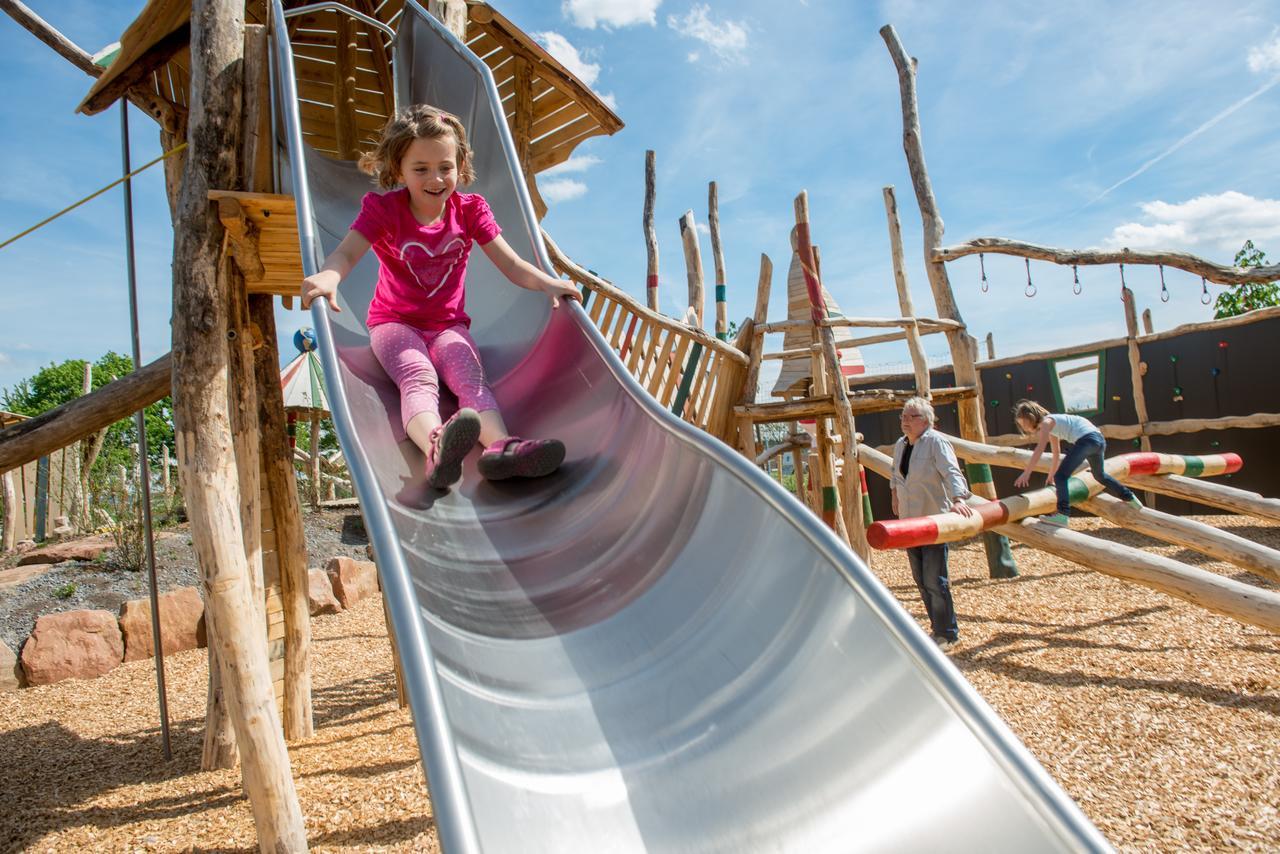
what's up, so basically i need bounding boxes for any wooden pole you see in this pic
[1122,286,1155,506]
[428,0,469,39]
[308,412,321,508]
[252,296,314,740]
[734,254,773,455]
[644,150,659,312]
[709,182,728,340]
[1141,308,1153,335]
[794,193,868,558]
[172,2,305,847]
[985,332,995,360]
[1,470,15,552]
[881,23,1016,579]
[161,444,171,495]
[882,186,931,398]
[679,210,705,328]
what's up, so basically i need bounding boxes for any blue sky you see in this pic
[2,0,1279,397]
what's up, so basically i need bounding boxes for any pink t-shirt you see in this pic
[351,189,501,330]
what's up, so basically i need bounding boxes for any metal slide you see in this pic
[272,3,1110,851]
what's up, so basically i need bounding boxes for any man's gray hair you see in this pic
[902,396,935,424]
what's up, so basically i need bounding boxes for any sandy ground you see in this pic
[0,515,1277,852]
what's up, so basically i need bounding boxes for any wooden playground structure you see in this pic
[1,1,1278,851]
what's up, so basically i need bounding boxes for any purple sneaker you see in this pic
[425,408,481,489]
[477,436,565,481]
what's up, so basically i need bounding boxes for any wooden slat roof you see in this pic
[79,1,622,172]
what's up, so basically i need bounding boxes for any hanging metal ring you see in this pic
[1072,264,1082,295]
[1159,264,1170,303]
[979,252,989,293]
[1201,276,1212,305]
[1024,258,1036,298]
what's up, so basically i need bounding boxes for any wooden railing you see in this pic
[541,230,748,443]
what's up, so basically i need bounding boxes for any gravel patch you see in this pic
[0,509,371,654]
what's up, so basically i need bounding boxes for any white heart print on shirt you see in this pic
[399,236,466,299]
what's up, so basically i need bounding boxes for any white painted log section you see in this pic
[860,446,1280,634]
[883,185,931,397]
[679,210,705,328]
[933,237,1280,286]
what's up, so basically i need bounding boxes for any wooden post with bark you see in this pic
[1142,308,1154,335]
[679,210,705,327]
[709,181,728,340]
[735,254,773,455]
[1122,286,1156,506]
[882,186,931,398]
[881,23,1016,579]
[644,150,659,311]
[985,332,995,360]
[170,2,306,848]
[794,193,868,559]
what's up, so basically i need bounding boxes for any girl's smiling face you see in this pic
[400,134,459,219]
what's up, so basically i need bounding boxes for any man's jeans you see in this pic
[906,544,957,641]
[1055,432,1136,515]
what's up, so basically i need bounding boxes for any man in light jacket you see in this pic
[890,397,974,650]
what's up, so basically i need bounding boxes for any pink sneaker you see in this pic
[425,408,481,489]
[477,436,565,481]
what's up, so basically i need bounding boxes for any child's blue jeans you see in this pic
[1055,431,1136,515]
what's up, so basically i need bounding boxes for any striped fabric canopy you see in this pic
[770,248,865,398]
[280,351,328,415]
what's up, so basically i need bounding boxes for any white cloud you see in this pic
[1101,191,1280,253]
[562,0,661,29]
[534,32,600,86]
[695,221,710,236]
[0,352,11,366]
[1248,30,1280,73]
[599,92,619,111]
[667,4,748,63]
[542,155,603,176]
[541,178,589,203]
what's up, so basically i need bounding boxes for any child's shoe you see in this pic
[478,436,565,481]
[1126,495,1144,510]
[1040,512,1070,528]
[426,408,481,490]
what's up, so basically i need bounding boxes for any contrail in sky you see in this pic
[1089,74,1280,205]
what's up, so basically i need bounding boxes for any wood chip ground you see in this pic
[0,514,1275,852]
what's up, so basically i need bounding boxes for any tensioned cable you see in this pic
[0,142,187,251]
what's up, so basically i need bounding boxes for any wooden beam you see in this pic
[1123,473,1280,523]
[934,237,1280,286]
[0,355,171,474]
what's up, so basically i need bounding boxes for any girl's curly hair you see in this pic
[357,104,476,189]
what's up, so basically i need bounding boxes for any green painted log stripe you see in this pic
[671,342,704,416]
[965,462,994,485]
[823,486,839,512]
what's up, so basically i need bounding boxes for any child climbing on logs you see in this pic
[301,105,580,489]
[1012,400,1141,527]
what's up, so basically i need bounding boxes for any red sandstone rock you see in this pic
[18,535,114,566]
[20,609,123,685]
[308,568,342,615]
[0,563,56,591]
[325,556,378,609]
[119,586,207,662]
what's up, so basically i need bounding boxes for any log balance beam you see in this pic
[859,444,1280,633]
[867,450,1239,546]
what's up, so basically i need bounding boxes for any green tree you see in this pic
[1213,240,1279,319]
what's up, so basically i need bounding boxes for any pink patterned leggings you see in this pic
[369,322,499,433]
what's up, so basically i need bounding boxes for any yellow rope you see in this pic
[0,143,188,251]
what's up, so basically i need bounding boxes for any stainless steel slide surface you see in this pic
[272,3,1110,851]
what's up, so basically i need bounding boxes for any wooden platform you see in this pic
[208,190,303,299]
